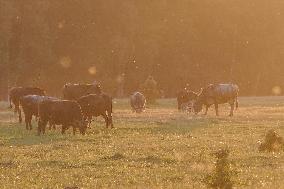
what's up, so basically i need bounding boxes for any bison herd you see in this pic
[8,83,239,136]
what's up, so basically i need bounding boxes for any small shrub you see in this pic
[140,76,160,104]
[204,149,235,189]
[259,129,283,152]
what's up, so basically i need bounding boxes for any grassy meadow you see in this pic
[0,97,283,188]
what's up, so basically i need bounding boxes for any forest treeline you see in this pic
[1,0,284,99]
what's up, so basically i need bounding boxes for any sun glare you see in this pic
[88,66,97,75]
[272,86,281,95]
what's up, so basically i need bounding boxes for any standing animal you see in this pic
[130,92,146,113]
[9,87,45,123]
[177,90,198,111]
[19,95,59,130]
[193,84,239,116]
[38,100,87,135]
[77,93,113,128]
[62,83,101,100]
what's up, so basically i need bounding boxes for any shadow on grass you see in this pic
[116,117,221,135]
[136,155,176,164]
[0,122,95,146]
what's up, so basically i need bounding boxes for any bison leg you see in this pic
[38,119,47,135]
[24,113,32,130]
[73,127,76,135]
[37,120,42,135]
[29,115,33,130]
[204,105,209,115]
[101,113,108,128]
[109,117,113,128]
[229,102,234,117]
[106,109,113,128]
[13,101,18,114]
[25,117,29,130]
[214,103,219,116]
[18,107,22,123]
[61,125,67,134]
[87,116,92,127]
[42,121,47,134]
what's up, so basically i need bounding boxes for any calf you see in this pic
[38,100,87,135]
[193,84,239,116]
[19,95,59,130]
[9,87,45,123]
[63,83,101,100]
[77,93,113,128]
[130,92,146,113]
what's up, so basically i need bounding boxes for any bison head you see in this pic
[177,90,198,111]
[76,119,87,135]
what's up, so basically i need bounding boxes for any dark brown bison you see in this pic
[193,84,239,116]
[77,93,113,128]
[9,87,45,123]
[177,90,198,111]
[130,92,146,113]
[19,95,59,130]
[38,100,87,135]
[62,83,101,100]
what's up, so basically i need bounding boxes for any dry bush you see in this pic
[204,149,235,189]
[259,129,283,152]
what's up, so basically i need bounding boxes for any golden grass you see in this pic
[0,97,283,188]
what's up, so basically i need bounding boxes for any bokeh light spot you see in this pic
[59,56,71,68]
[272,86,281,95]
[88,66,97,75]
[58,22,64,29]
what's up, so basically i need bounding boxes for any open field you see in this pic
[0,97,283,188]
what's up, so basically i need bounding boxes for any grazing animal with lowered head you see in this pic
[177,89,198,112]
[193,84,239,116]
[130,92,146,113]
[77,93,113,128]
[38,100,87,135]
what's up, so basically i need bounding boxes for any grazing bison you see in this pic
[77,93,113,128]
[177,90,198,111]
[9,87,45,123]
[62,83,101,100]
[130,92,146,113]
[38,100,87,135]
[19,95,59,130]
[193,84,239,116]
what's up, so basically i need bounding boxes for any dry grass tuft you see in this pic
[259,129,283,152]
[204,149,235,189]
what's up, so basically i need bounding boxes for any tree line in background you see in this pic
[1,0,284,100]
